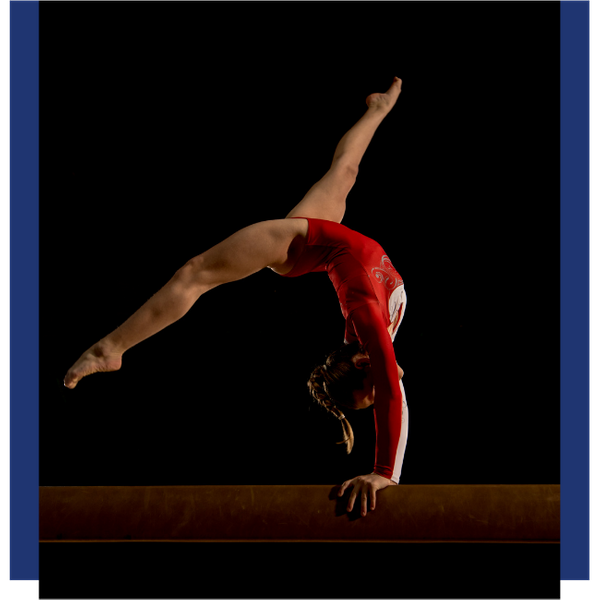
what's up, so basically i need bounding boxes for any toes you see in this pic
[64,378,77,389]
[388,78,402,94]
[64,369,80,388]
[64,364,84,389]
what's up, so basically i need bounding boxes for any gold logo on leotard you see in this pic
[371,255,401,290]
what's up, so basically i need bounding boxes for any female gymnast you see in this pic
[64,77,407,517]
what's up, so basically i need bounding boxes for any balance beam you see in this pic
[39,484,559,543]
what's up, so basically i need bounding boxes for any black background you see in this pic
[40,2,560,582]
[41,0,559,486]
[39,1,559,598]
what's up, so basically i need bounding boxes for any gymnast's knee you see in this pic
[174,254,213,291]
[332,157,359,184]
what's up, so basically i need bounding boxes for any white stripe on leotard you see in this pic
[389,285,407,342]
[389,285,408,483]
[391,377,409,484]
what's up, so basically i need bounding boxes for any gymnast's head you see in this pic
[307,341,374,454]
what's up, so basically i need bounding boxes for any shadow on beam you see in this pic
[39,484,559,543]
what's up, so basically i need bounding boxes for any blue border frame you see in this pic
[560,0,590,581]
[10,0,39,581]
[8,0,591,583]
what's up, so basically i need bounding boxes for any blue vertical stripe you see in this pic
[560,0,590,581]
[7,0,39,581]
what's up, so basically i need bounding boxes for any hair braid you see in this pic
[307,351,360,454]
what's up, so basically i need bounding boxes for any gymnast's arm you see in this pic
[337,302,404,515]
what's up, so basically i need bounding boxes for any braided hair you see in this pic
[307,341,368,454]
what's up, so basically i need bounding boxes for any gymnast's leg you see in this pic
[63,218,307,389]
[286,77,402,224]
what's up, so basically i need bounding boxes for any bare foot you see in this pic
[64,340,122,389]
[366,77,402,114]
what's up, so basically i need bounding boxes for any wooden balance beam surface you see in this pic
[39,484,559,543]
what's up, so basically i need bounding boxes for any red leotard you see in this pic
[282,217,406,482]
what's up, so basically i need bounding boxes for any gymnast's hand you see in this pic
[338,473,396,517]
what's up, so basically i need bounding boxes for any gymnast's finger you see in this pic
[347,487,359,512]
[361,489,368,516]
[338,479,351,497]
